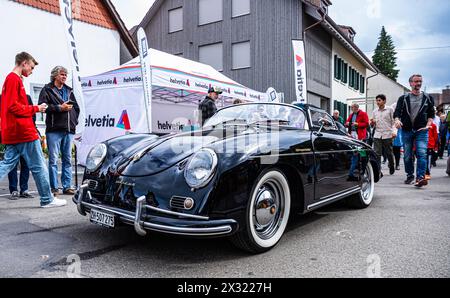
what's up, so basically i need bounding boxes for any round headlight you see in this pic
[184,148,218,189]
[86,143,107,172]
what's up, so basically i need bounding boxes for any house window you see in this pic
[199,42,223,71]
[343,63,348,84]
[334,55,338,79]
[360,75,365,93]
[30,83,45,123]
[232,0,250,18]
[169,7,183,33]
[199,0,223,25]
[232,41,251,69]
[349,67,354,88]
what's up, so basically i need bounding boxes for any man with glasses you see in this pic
[371,94,396,175]
[394,74,435,187]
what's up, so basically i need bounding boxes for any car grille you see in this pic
[170,196,194,210]
[88,180,99,191]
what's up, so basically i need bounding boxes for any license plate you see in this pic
[90,209,115,228]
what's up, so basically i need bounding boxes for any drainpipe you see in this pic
[302,5,327,105]
[365,70,379,113]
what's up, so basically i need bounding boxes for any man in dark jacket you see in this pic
[38,66,80,195]
[394,74,435,187]
[198,86,222,125]
[438,113,448,159]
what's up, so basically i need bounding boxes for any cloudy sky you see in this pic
[111,0,450,93]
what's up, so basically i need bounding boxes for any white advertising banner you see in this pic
[292,40,307,103]
[59,0,86,135]
[78,86,148,164]
[137,28,152,133]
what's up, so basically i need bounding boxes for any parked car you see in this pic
[73,102,381,253]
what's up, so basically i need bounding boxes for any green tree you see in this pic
[372,26,399,81]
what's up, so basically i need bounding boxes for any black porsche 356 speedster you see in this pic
[74,102,381,253]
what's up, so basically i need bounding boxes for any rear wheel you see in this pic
[230,169,291,253]
[347,162,375,209]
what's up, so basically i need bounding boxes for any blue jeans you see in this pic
[348,152,359,177]
[403,129,429,179]
[8,157,29,193]
[47,131,74,191]
[0,140,53,205]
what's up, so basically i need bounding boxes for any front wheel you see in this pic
[347,161,375,209]
[230,169,291,253]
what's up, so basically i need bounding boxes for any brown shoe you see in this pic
[414,178,428,188]
[51,189,60,196]
[63,188,76,195]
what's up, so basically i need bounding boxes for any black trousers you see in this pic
[374,138,395,169]
[393,146,401,168]
[438,134,447,158]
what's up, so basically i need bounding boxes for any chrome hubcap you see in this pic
[361,166,372,201]
[253,180,284,240]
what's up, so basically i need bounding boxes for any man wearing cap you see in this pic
[199,86,222,125]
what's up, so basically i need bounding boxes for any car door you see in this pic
[309,108,357,204]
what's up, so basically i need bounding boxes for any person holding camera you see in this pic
[38,66,80,196]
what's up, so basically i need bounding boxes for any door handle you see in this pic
[313,132,323,137]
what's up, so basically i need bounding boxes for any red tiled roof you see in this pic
[13,0,118,30]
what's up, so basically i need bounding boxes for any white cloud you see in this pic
[111,0,156,29]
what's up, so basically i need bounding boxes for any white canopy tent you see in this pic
[78,48,267,164]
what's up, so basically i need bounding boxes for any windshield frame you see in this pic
[203,102,310,130]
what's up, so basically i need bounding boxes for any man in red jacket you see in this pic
[345,103,370,141]
[0,52,66,208]
[345,103,370,180]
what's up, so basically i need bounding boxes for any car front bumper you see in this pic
[73,184,238,237]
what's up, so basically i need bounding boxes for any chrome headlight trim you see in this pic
[86,143,107,172]
[184,148,218,189]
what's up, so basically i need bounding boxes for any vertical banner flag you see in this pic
[59,0,86,135]
[292,40,307,103]
[137,27,153,133]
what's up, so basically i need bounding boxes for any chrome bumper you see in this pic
[75,184,236,237]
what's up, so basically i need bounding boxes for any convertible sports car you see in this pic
[73,102,381,253]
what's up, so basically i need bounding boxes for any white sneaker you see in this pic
[41,197,67,208]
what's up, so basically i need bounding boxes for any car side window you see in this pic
[310,110,338,131]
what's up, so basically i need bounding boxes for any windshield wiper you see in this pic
[248,119,290,126]
[208,119,248,128]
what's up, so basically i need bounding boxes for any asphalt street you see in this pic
[0,158,449,278]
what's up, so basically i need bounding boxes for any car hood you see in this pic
[112,127,284,177]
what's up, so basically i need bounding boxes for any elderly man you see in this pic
[198,86,222,125]
[332,110,344,125]
[345,103,369,181]
[0,52,66,208]
[38,66,80,196]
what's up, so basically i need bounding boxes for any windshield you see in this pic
[204,103,307,129]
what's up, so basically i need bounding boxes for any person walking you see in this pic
[38,66,80,196]
[425,122,438,181]
[438,113,448,159]
[392,128,403,171]
[0,52,66,207]
[198,86,221,125]
[345,103,369,180]
[394,74,435,187]
[371,94,396,175]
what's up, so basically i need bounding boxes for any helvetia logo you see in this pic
[170,77,190,87]
[97,78,117,86]
[116,110,131,130]
[296,55,304,66]
[81,80,92,88]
